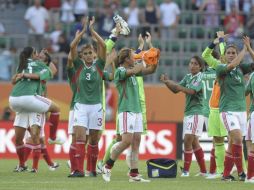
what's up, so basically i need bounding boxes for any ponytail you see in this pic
[17,46,34,73]
[115,48,131,68]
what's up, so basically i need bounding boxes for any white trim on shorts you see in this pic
[14,112,46,130]
[183,115,205,137]
[73,103,103,131]
[220,111,247,136]
[118,112,143,135]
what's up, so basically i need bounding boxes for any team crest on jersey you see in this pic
[192,80,200,86]
[91,66,96,72]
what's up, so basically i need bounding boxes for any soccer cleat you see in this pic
[206,173,222,179]
[96,160,103,174]
[181,171,190,177]
[221,175,236,181]
[48,137,65,145]
[112,14,130,36]
[194,172,209,177]
[129,176,151,183]
[245,176,254,183]
[68,170,84,178]
[49,162,59,171]
[238,172,246,181]
[13,165,28,172]
[102,165,111,182]
[29,168,38,173]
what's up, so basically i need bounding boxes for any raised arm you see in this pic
[125,63,144,77]
[244,36,254,61]
[226,44,246,71]
[70,17,87,60]
[202,31,228,68]
[89,16,106,61]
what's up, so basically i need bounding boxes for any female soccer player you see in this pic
[102,46,158,182]
[160,56,207,177]
[67,16,107,177]
[9,47,57,172]
[243,36,254,183]
[202,34,254,181]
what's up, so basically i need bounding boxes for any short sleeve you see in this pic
[114,67,127,81]
[179,75,187,87]
[216,64,228,77]
[37,68,52,81]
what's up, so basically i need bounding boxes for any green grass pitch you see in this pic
[0,159,252,190]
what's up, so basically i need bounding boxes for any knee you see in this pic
[15,137,23,146]
[232,136,242,145]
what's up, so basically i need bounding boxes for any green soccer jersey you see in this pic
[11,59,52,97]
[114,67,141,113]
[216,63,253,112]
[179,72,203,116]
[74,58,106,104]
[246,72,254,112]
[202,68,216,117]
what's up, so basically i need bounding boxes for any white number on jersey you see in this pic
[86,73,91,80]
[202,80,214,100]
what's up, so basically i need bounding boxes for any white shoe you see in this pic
[48,137,65,145]
[96,161,103,174]
[245,176,254,183]
[112,14,130,36]
[181,171,190,177]
[49,162,59,171]
[129,176,150,182]
[195,172,209,177]
[206,173,222,179]
[85,170,90,177]
[102,165,111,182]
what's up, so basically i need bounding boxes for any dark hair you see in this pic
[212,50,220,59]
[114,48,132,68]
[44,52,51,66]
[17,46,34,73]
[192,55,204,71]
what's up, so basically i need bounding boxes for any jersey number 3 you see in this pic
[86,73,91,80]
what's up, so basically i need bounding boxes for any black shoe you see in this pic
[68,171,84,178]
[238,172,246,181]
[13,166,28,172]
[221,175,236,181]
